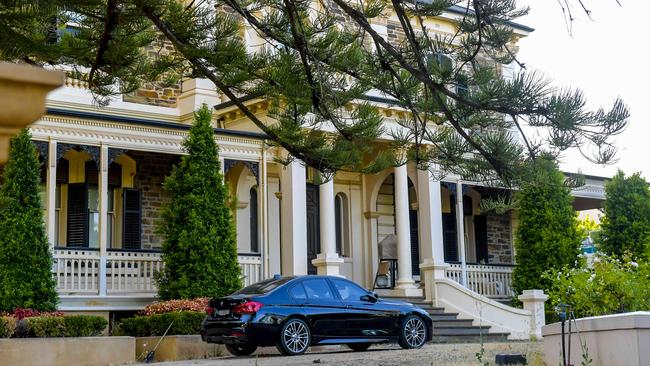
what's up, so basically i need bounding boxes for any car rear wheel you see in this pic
[276,318,311,356]
[398,315,427,349]
[225,343,258,356]
[347,343,371,352]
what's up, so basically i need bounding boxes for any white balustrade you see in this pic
[53,249,264,295]
[445,263,514,299]
[238,254,262,287]
[106,251,162,294]
[52,248,101,294]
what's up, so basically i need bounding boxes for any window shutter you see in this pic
[409,210,420,276]
[56,159,69,184]
[108,162,122,187]
[85,160,98,185]
[67,183,88,247]
[249,187,259,253]
[442,213,458,262]
[474,215,489,263]
[122,189,141,250]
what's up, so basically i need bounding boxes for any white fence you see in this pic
[238,254,262,287]
[445,263,514,299]
[53,249,263,295]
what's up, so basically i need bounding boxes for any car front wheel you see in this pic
[398,315,427,349]
[225,343,258,356]
[276,318,311,356]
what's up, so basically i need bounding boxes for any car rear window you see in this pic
[233,277,294,295]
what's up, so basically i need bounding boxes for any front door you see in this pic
[306,184,320,274]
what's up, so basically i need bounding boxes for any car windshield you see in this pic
[233,277,294,295]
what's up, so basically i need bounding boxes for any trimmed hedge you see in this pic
[118,311,205,337]
[0,316,17,338]
[2,315,107,338]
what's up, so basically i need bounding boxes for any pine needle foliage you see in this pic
[156,105,241,300]
[511,157,582,295]
[0,1,629,188]
[598,171,650,259]
[0,129,58,312]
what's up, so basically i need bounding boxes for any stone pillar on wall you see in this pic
[280,159,308,275]
[518,289,548,340]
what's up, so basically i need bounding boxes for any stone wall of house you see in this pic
[122,41,182,108]
[487,213,513,264]
[131,151,180,249]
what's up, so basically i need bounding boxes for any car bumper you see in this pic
[201,317,279,346]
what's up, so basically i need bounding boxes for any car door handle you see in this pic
[345,305,352,309]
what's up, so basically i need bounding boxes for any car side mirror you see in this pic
[360,292,379,303]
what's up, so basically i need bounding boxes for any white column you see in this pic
[261,145,270,278]
[456,180,468,286]
[280,158,308,275]
[312,178,343,276]
[98,145,108,296]
[394,163,417,292]
[46,140,57,248]
[417,168,448,302]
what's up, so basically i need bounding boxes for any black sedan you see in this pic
[201,275,432,356]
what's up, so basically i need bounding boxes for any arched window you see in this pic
[249,187,259,253]
[335,193,350,257]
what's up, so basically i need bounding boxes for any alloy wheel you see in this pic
[403,316,427,348]
[280,319,310,355]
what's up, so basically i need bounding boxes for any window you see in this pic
[234,277,294,295]
[331,279,368,302]
[302,279,335,301]
[249,187,259,253]
[334,193,350,257]
[289,284,307,300]
[88,187,99,248]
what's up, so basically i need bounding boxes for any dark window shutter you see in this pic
[56,159,69,184]
[85,161,98,185]
[249,187,259,253]
[409,210,420,276]
[442,213,458,262]
[334,195,342,255]
[122,189,141,250]
[474,215,489,263]
[67,183,88,247]
[108,162,122,187]
[463,195,473,216]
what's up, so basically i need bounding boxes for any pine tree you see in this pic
[0,129,58,311]
[512,157,582,295]
[157,105,241,300]
[0,1,629,187]
[598,171,650,258]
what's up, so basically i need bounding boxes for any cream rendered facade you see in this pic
[28,6,605,338]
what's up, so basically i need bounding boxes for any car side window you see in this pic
[331,279,369,301]
[289,284,307,300]
[302,279,335,301]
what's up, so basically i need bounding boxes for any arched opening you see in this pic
[335,192,350,257]
[249,187,259,253]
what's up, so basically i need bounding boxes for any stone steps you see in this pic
[383,296,510,343]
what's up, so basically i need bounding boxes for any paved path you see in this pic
[134,341,543,366]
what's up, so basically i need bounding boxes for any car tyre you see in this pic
[225,343,258,356]
[347,343,372,352]
[276,318,311,356]
[398,315,427,349]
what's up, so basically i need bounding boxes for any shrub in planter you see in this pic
[142,298,209,316]
[119,311,206,337]
[0,316,17,337]
[25,316,66,337]
[63,316,108,337]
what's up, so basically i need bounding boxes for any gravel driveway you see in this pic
[133,341,544,366]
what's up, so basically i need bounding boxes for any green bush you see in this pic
[25,316,66,337]
[599,171,650,258]
[512,158,582,296]
[0,130,58,311]
[0,316,17,337]
[544,254,650,317]
[63,315,107,337]
[157,106,241,300]
[118,311,205,337]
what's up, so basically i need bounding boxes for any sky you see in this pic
[514,0,649,179]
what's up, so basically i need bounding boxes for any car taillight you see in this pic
[205,307,213,315]
[232,301,263,315]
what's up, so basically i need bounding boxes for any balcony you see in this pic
[444,262,515,300]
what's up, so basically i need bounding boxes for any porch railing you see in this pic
[53,248,264,295]
[445,263,515,299]
[238,253,262,287]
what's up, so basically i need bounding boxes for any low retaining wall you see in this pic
[543,311,650,366]
[0,336,135,366]
[136,335,224,362]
